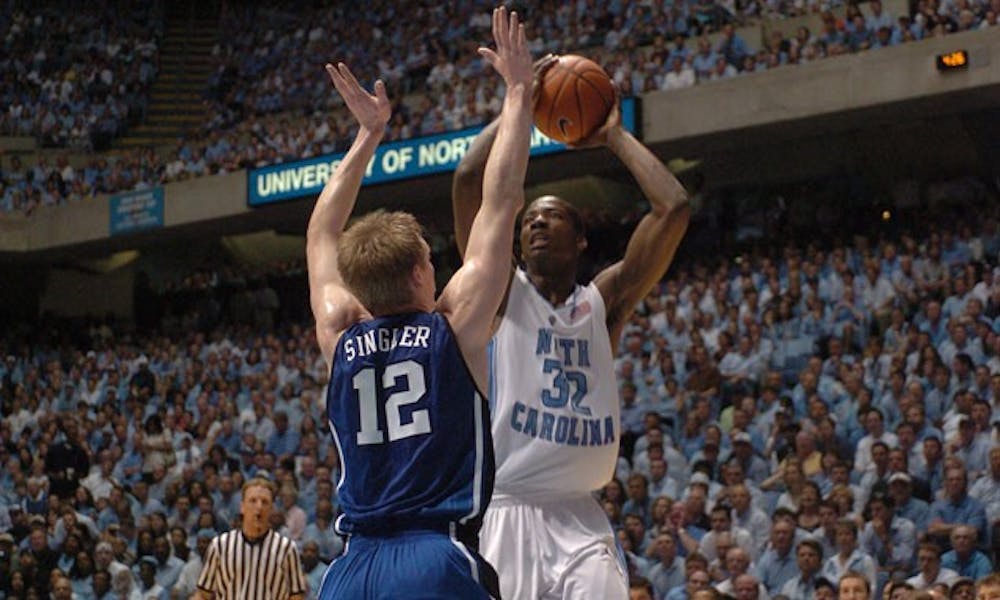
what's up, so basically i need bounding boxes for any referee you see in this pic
[195,477,307,600]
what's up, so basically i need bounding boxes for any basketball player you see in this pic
[452,68,691,598]
[310,8,532,599]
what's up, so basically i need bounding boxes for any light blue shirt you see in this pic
[647,556,686,599]
[859,516,916,570]
[896,497,930,532]
[755,546,798,595]
[941,549,994,580]
[952,436,992,476]
[822,549,877,594]
[306,561,328,599]
[930,494,988,541]
[779,574,822,600]
[969,474,1000,524]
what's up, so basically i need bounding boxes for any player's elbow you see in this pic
[453,160,484,191]
[665,195,692,224]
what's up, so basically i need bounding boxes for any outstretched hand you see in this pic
[478,7,533,92]
[324,62,390,133]
[567,84,622,149]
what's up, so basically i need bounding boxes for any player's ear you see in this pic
[576,235,588,253]
[410,261,428,293]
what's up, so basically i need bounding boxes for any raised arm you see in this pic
[451,118,500,259]
[452,54,556,258]
[589,110,691,345]
[439,7,532,376]
[306,63,391,368]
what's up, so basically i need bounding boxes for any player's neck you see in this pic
[527,271,576,307]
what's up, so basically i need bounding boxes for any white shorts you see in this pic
[481,494,628,600]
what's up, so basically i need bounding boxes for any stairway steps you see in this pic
[115,1,219,149]
[143,115,204,124]
[117,136,170,147]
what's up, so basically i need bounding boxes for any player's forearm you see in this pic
[482,85,531,218]
[307,127,383,242]
[452,118,501,257]
[606,127,689,215]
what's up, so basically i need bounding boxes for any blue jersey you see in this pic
[327,311,494,535]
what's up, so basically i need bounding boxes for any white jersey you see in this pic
[488,268,620,499]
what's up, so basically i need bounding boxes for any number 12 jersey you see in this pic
[327,312,494,534]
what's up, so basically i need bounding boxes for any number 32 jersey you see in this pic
[489,268,620,500]
[327,312,494,534]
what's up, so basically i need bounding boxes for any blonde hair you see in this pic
[241,477,277,498]
[336,210,426,315]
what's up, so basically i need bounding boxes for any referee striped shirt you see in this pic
[196,528,307,600]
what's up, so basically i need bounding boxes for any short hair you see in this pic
[685,551,709,568]
[978,572,1000,589]
[918,541,942,557]
[796,538,823,558]
[835,519,858,538]
[772,507,798,525]
[839,571,870,594]
[527,195,585,236]
[628,473,648,486]
[336,210,427,315]
[629,575,655,594]
[241,477,277,498]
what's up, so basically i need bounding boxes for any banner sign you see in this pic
[248,97,638,207]
[109,187,164,235]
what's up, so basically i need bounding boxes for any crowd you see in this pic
[0,179,998,599]
[0,1,163,152]
[2,0,997,216]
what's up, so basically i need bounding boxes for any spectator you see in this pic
[928,467,989,545]
[940,525,993,581]
[906,542,959,589]
[821,519,877,594]
[779,539,825,600]
[661,56,696,91]
[646,533,686,598]
[300,540,327,599]
[699,504,754,562]
[755,519,798,595]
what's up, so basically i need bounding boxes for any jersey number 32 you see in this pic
[352,360,431,445]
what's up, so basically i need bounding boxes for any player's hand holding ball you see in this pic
[533,54,619,147]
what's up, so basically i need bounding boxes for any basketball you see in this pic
[534,54,615,145]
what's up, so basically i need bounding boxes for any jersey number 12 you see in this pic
[353,360,431,445]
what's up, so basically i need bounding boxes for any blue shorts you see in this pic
[318,529,500,599]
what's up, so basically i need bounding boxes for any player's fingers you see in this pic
[533,54,557,76]
[516,23,526,54]
[325,63,341,85]
[337,63,365,94]
[492,7,501,45]
[325,64,349,95]
[478,47,500,70]
[497,6,508,48]
[373,79,389,104]
[509,11,519,48]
